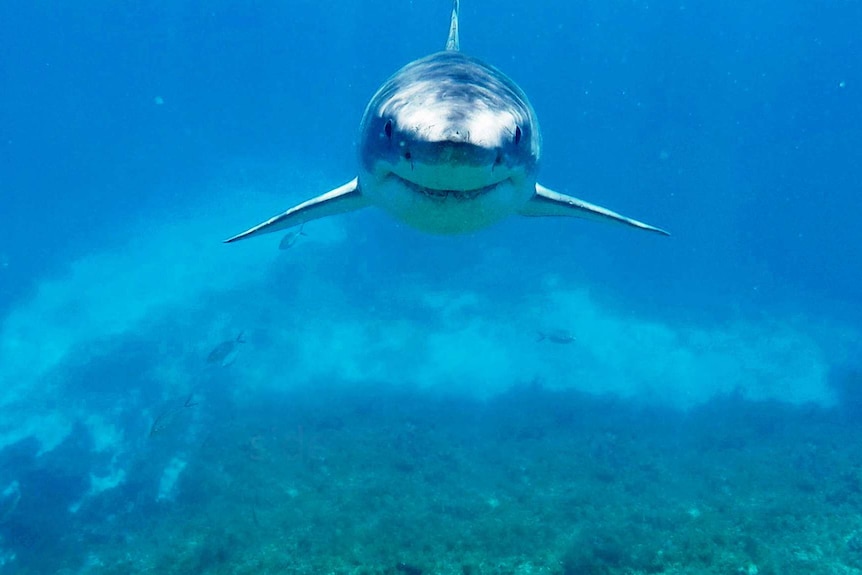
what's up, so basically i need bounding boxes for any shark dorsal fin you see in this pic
[445,0,460,51]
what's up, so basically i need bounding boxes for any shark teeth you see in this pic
[396,175,498,201]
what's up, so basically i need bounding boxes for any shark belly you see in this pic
[360,169,535,234]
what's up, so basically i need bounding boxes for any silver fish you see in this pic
[537,329,577,344]
[278,224,307,250]
[207,332,246,366]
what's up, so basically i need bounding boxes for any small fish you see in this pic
[149,394,198,437]
[278,224,307,250]
[207,332,246,366]
[536,329,577,344]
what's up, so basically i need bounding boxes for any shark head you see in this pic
[357,51,542,234]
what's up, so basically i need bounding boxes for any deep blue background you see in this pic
[2,0,860,318]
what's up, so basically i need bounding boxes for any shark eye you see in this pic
[513,126,522,146]
[384,119,393,139]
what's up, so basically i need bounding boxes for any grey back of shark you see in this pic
[225,0,668,242]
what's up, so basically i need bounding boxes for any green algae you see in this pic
[13,383,862,575]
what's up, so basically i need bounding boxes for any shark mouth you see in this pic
[393,174,503,201]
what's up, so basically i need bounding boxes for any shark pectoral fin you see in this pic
[519,183,670,236]
[224,178,368,243]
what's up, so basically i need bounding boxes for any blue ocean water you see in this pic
[1,1,861,573]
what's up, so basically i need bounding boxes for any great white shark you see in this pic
[225,0,668,242]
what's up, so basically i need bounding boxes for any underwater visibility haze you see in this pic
[0,0,861,573]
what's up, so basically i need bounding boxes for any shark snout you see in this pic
[402,140,499,168]
[439,128,470,143]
